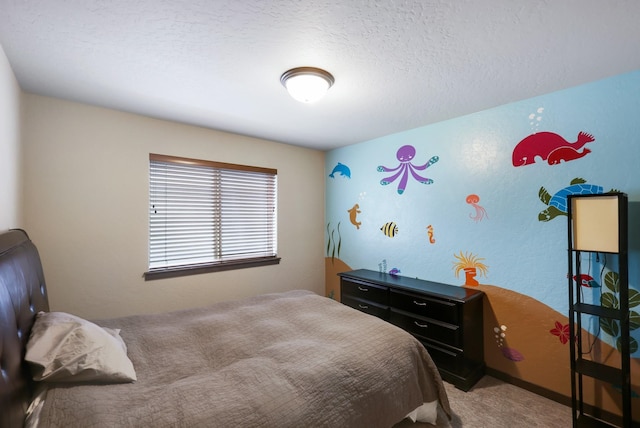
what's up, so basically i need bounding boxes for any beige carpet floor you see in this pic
[394,376,573,428]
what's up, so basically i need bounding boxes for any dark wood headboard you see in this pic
[0,229,49,428]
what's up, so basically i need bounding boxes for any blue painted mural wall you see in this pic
[326,70,640,359]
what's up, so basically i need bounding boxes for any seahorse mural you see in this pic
[426,225,435,244]
[512,131,594,167]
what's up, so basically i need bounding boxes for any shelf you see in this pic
[572,303,624,320]
[575,359,622,384]
[576,414,620,428]
[567,193,631,428]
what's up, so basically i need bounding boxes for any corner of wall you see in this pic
[0,43,23,230]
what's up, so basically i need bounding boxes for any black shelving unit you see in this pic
[567,192,631,428]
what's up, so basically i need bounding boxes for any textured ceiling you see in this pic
[1,1,639,151]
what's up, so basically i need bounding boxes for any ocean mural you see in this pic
[325,70,640,414]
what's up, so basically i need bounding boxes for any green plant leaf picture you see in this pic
[629,289,640,308]
[630,311,640,331]
[601,292,619,309]
[596,269,637,354]
[617,336,638,354]
[600,317,619,337]
[604,271,619,293]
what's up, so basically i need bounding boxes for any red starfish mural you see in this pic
[550,321,569,344]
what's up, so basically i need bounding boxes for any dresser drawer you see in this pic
[389,310,461,348]
[390,290,458,324]
[421,340,465,374]
[342,295,389,319]
[341,279,388,305]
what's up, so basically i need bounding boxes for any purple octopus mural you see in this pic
[377,145,439,194]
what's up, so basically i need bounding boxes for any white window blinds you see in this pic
[148,154,277,274]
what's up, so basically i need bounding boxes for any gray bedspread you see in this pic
[33,290,451,427]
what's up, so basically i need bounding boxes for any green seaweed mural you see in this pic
[326,222,342,264]
[600,270,640,353]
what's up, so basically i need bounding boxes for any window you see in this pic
[145,153,279,280]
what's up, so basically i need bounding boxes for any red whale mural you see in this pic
[512,131,594,167]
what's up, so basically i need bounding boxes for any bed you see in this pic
[0,229,451,427]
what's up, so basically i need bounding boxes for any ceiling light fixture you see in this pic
[280,67,335,103]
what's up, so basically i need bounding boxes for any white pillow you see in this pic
[25,311,137,383]
[405,400,438,425]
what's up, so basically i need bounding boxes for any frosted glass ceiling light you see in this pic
[280,67,334,103]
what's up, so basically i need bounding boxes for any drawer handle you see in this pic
[358,304,369,309]
[414,321,429,328]
[358,286,369,292]
[413,300,427,306]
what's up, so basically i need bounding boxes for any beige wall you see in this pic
[22,94,325,319]
[0,44,22,230]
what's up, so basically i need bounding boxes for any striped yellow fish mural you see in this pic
[380,222,398,238]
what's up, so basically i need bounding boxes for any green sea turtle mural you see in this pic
[537,177,617,222]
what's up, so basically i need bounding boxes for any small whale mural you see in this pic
[547,145,592,165]
[512,131,594,167]
[329,162,351,179]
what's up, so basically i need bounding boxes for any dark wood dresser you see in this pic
[338,269,485,391]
